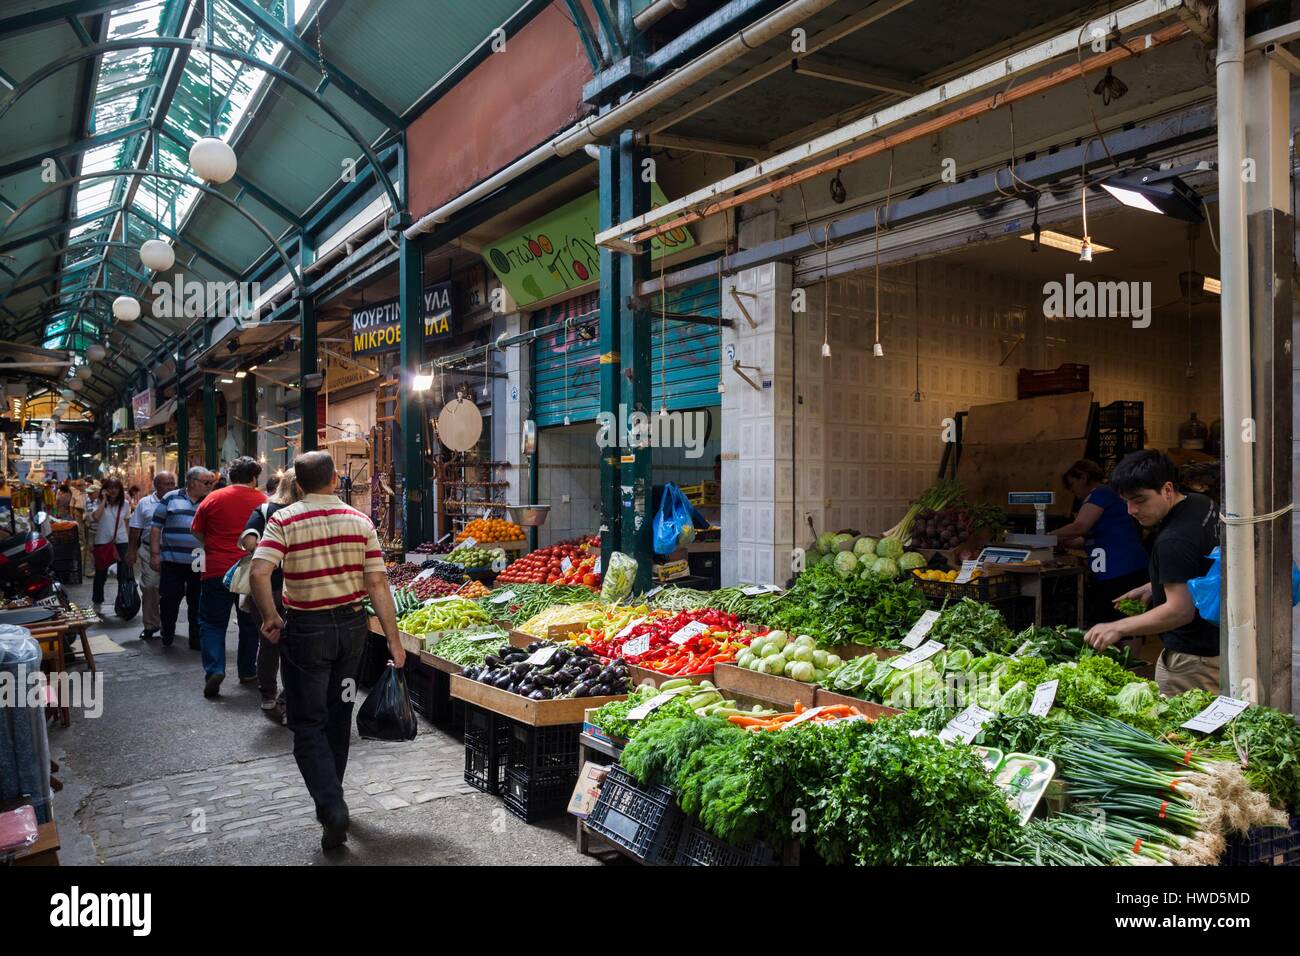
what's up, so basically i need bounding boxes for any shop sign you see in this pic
[111,408,130,433]
[483,183,694,307]
[453,263,488,314]
[131,389,154,430]
[350,281,457,356]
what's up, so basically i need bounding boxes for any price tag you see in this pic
[412,567,438,582]
[1180,695,1250,734]
[627,693,677,721]
[741,584,782,596]
[954,559,981,584]
[466,630,506,642]
[423,595,458,605]
[526,645,559,666]
[593,556,602,574]
[901,609,941,649]
[1011,640,1034,659]
[782,705,828,729]
[669,620,709,645]
[615,617,646,640]
[1029,680,1059,717]
[643,585,664,599]
[437,533,453,545]
[489,590,516,605]
[454,536,477,551]
[561,556,573,572]
[623,633,652,657]
[938,705,997,744]
[889,640,946,669]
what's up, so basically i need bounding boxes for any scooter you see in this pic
[0,511,61,604]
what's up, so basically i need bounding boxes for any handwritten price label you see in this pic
[889,640,946,670]
[489,590,516,604]
[1180,696,1249,734]
[939,705,997,744]
[622,633,652,657]
[615,617,646,640]
[669,620,709,645]
[954,559,981,585]
[453,536,477,551]
[1029,680,1059,717]
[902,610,941,649]
[627,693,676,721]
[413,567,438,582]
[526,645,559,666]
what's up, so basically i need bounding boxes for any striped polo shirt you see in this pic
[151,489,203,565]
[251,493,384,611]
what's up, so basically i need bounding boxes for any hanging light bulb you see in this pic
[873,342,885,357]
[68,379,84,392]
[86,343,107,363]
[821,341,831,358]
[139,238,175,272]
[113,296,140,322]
[189,137,237,184]
[1078,237,1094,263]
[75,365,93,381]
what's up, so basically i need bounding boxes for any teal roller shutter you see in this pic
[531,280,720,427]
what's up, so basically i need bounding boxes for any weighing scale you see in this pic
[1008,491,1055,535]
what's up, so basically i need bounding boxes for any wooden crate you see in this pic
[627,666,712,690]
[812,686,903,718]
[826,644,900,661]
[450,674,626,726]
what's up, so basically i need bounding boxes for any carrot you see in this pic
[793,700,805,715]
[769,713,799,724]
[727,715,769,728]
[815,705,855,717]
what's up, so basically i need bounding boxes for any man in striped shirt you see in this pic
[150,467,213,648]
[250,451,403,852]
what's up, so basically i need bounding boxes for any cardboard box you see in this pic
[450,674,626,726]
[567,760,611,819]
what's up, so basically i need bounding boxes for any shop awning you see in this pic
[142,397,178,431]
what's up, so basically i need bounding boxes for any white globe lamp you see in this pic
[68,378,84,392]
[189,137,237,184]
[112,296,140,322]
[86,343,108,363]
[139,238,175,272]
[75,364,93,381]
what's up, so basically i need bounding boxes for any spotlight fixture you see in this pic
[235,371,247,379]
[1019,231,1113,257]
[411,373,434,391]
[1099,168,1205,221]
[221,378,235,384]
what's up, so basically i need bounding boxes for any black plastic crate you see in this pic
[355,631,388,687]
[405,656,435,718]
[674,823,781,866]
[584,765,683,864]
[462,705,513,794]
[1098,400,1144,431]
[1098,427,1143,460]
[1223,816,1300,866]
[448,697,465,739]
[502,766,577,823]
[507,721,581,771]
[429,669,454,725]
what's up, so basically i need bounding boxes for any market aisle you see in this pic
[47,572,598,866]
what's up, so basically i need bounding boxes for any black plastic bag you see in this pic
[356,663,417,741]
[114,562,140,621]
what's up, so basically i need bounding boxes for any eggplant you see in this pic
[552,649,570,666]
[584,663,603,679]
[484,655,501,668]
[571,681,592,697]
[512,663,530,678]
[534,674,555,688]
[599,666,621,683]
[528,689,546,700]
[538,687,555,699]
[552,671,574,687]
[492,673,513,689]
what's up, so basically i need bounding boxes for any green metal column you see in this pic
[202,373,218,471]
[597,143,622,570]
[398,231,425,547]
[176,386,188,472]
[298,293,318,452]
[617,128,653,592]
[241,373,257,456]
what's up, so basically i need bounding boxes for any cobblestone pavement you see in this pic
[47,573,599,866]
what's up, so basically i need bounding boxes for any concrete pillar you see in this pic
[1243,52,1294,711]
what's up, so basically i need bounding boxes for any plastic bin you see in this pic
[1222,817,1300,866]
[502,766,577,823]
[673,823,781,866]
[405,655,435,718]
[462,704,512,794]
[507,722,581,772]
[0,628,52,824]
[584,765,683,864]
[1017,364,1089,399]
[1098,400,1143,431]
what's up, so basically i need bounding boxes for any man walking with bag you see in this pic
[191,456,266,699]
[127,471,176,641]
[151,467,213,648]
[249,451,403,852]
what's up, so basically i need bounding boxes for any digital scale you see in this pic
[1008,491,1055,536]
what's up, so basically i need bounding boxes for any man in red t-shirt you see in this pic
[191,456,267,699]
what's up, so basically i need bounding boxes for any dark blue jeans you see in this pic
[279,603,366,827]
[198,577,259,680]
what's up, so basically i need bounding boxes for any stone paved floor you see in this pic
[47,571,601,866]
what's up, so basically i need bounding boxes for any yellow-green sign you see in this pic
[484,183,694,307]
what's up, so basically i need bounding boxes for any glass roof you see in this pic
[48,0,307,359]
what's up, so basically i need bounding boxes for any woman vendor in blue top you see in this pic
[1053,459,1149,624]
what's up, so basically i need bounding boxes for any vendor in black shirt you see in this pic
[1082,449,1220,695]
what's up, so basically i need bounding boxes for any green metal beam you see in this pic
[397,231,423,546]
[597,142,622,571]
[0,1,119,39]
[0,119,154,181]
[563,0,605,72]
[0,206,121,256]
[65,14,94,46]
[241,372,256,455]
[202,372,218,470]
[224,0,403,131]
[177,384,189,471]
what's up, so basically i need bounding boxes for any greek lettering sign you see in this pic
[483,183,694,307]
[350,281,456,356]
[132,389,155,430]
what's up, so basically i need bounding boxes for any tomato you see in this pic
[582,573,597,587]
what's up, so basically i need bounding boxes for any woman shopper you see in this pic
[239,467,300,724]
[1053,459,1150,624]
[54,482,73,519]
[90,478,130,611]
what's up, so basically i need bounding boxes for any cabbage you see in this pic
[833,551,859,578]
[853,536,879,558]
[870,557,899,579]
[820,552,837,567]
[817,532,837,552]
[832,533,855,552]
[876,537,905,560]
[898,551,926,571]
[1115,681,1158,715]
[944,648,974,672]
[787,661,816,682]
[997,680,1033,717]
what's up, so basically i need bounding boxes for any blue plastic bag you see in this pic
[652,483,696,555]
[1188,547,1300,625]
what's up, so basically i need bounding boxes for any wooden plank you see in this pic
[712,663,817,710]
[449,674,626,726]
[962,393,1093,445]
[627,665,711,689]
[959,438,1085,516]
[826,644,900,661]
[812,687,903,718]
